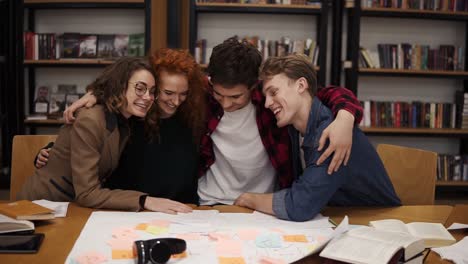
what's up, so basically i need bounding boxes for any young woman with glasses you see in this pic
[18,57,191,212]
[32,49,206,214]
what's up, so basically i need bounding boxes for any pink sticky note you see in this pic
[74,251,107,264]
[317,235,327,243]
[237,229,260,240]
[208,232,232,241]
[176,233,201,240]
[106,238,134,250]
[259,256,287,264]
[149,219,171,228]
[112,227,139,240]
[269,228,285,234]
[216,240,242,256]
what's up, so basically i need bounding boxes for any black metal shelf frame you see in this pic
[189,0,330,87]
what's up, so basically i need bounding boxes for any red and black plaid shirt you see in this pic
[198,85,363,189]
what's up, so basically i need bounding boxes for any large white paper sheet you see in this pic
[66,211,334,264]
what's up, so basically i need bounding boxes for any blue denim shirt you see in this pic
[272,98,401,221]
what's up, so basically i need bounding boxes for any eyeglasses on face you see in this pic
[129,81,157,99]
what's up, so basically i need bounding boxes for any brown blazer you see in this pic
[17,105,146,211]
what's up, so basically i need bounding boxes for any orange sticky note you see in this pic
[111,249,135,259]
[283,235,308,242]
[74,251,107,264]
[135,223,148,230]
[259,256,287,264]
[171,251,188,259]
[218,257,246,264]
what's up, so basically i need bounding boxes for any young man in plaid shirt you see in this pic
[198,37,364,206]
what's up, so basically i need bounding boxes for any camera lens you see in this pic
[149,240,171,264]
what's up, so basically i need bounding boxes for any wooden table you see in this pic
[0,204,463,264]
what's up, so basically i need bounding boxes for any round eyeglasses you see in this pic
[129,81,157,99]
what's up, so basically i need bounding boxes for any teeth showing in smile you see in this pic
[135,103,149,110]
[272,107,281,115]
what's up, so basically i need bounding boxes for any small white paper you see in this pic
[432,237,468,264]
[447,223,468,230]
[33,199,69,217]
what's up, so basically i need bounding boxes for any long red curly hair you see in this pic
[148,48,206,143]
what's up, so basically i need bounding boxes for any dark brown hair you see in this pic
[207,36,262,89]
[260,54,317,95]
[150,48,206,142]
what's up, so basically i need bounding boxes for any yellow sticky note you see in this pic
[111,249,134,259]
[306,244,317,252]
[145,225,168,235]
[218,257,246,264]
[135,223,148,230]
[171,251,188,259]
[283,235,308,243]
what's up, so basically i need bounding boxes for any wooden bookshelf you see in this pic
[359,68,468,78]
[195,2,321,14]
[24,59,115,66]
[196,2,321,10]
[24,119,65,125]
[361,127,468,136]
[436,181,468,187]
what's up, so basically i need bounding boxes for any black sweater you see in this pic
[104,115,199,204]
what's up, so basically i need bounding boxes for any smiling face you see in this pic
[157,71,189,118]
[120,69,156,118]
[263,73,305,128]
[212,83,251,112]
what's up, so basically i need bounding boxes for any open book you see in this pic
[369,219,456,248]
[319,226,425,264]
[0,200,54,220]
[0,214,34,234]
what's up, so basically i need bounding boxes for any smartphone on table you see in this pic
[0,233,44,253]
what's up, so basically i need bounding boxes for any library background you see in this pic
[0,0,467,203]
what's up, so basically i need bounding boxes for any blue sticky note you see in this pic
[255,233,282,248]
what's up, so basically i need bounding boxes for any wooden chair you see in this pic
[376,144,437,205]
[10,135,57,201]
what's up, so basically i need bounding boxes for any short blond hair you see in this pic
[260,54,317,96]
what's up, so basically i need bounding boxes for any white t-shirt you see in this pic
[198,102,276,205]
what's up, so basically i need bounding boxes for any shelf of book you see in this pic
[436,181,468,187]
[361,127,468,137]
[24,59,116,67]
[24,119,65,125]
[195,3,321,14]
[24,0,144,9]
[358,68,468,78]
[358,7,468,21]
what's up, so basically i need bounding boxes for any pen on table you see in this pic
[329,218,338,227]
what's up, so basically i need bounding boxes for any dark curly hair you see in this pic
[85,57,158,133]
[207,36,262,89]
[150,48,206,142]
